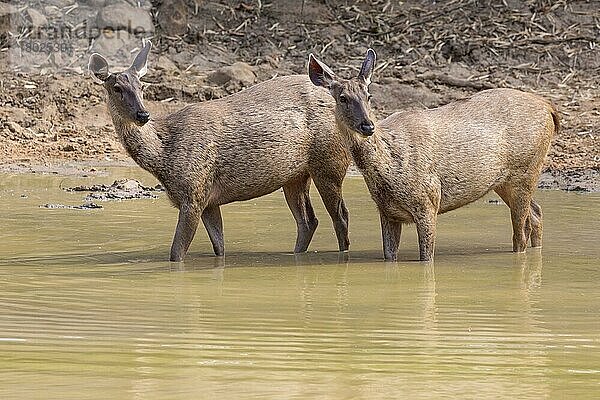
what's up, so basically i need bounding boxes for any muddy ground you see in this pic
[0,0,598,190]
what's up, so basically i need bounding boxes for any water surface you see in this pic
[0,169,599,399]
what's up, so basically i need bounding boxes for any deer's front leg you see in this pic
[380,213,402,261]
[413,184,441,262]
[414,211,437,262]
[170,204,201,262]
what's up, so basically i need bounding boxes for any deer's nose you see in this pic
[136,111,150,124]
[359,121,375,136]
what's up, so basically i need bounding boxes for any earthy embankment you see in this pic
[0,0,598,190]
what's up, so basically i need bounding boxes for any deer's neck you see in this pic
[341,124,391,177]
[111,113,163,173]
[343,125,398,209]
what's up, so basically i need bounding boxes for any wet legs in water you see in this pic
[283,174,319,253]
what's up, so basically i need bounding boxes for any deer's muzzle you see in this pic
[359,121,375,136]
[136,111,150,125]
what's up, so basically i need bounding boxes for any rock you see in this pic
[0,1,16,14]
[0,107,27,124]
[6,121,33,139]
[26,8,48,28]
[41,203,103,210]
[157,0,188,36]
[43,5,61,18]
[118,179,141,191]
[441,39,471,61]
[446,62,474,80]
[208,62,256,86]
[188,46,235,70]
[97,3,154,34]
[65,178,164,201]
[189,53,219,71]
[91,33,140,68]
[155,55,179,71]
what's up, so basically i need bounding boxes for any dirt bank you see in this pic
[0,0,598,190]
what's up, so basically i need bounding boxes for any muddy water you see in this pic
[1,169,599,399]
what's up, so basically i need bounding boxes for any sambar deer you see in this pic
[308,49,558,261]
[89,40,350,261]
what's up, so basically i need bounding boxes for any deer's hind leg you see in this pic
[528,199,543,248]
[312,174,350,252]
[201,205,224,256]
[494,182,535,253]
[283,173,319,253]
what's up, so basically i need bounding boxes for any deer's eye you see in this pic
[339,94,347,104]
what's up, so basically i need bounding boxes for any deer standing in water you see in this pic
[308,49,558,261]
[89,40,351,261]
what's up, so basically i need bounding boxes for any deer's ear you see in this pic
[88,53,111,84]
[308,54,336,89]
[130,39,152,78]
[358,48,376,86]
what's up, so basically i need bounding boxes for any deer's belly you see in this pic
[212,168,307,205]
[438,173,506,214]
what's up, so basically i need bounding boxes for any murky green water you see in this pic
[0,169,599,399]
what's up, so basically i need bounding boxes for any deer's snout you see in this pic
[136,110,150,125]
[359,120,375,136]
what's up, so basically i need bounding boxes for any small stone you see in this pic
[157,0,188,36]
[90,33,140,67]
[43,5,61,18]
[41,203,62,209]
[116,179,141,191]
[79,202,103,209]
[155,55,179,71]
[26,8,48,28]
[6,121,33,139]
[208,62,256,86]
[40,202,103,210]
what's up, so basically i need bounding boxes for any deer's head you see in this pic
[308,49,376,137]
[88,40,152,126]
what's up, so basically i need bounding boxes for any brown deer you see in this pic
[88,40,350,261]
[308,49,558,261]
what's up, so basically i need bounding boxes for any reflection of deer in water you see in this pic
[518,252,543,293]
